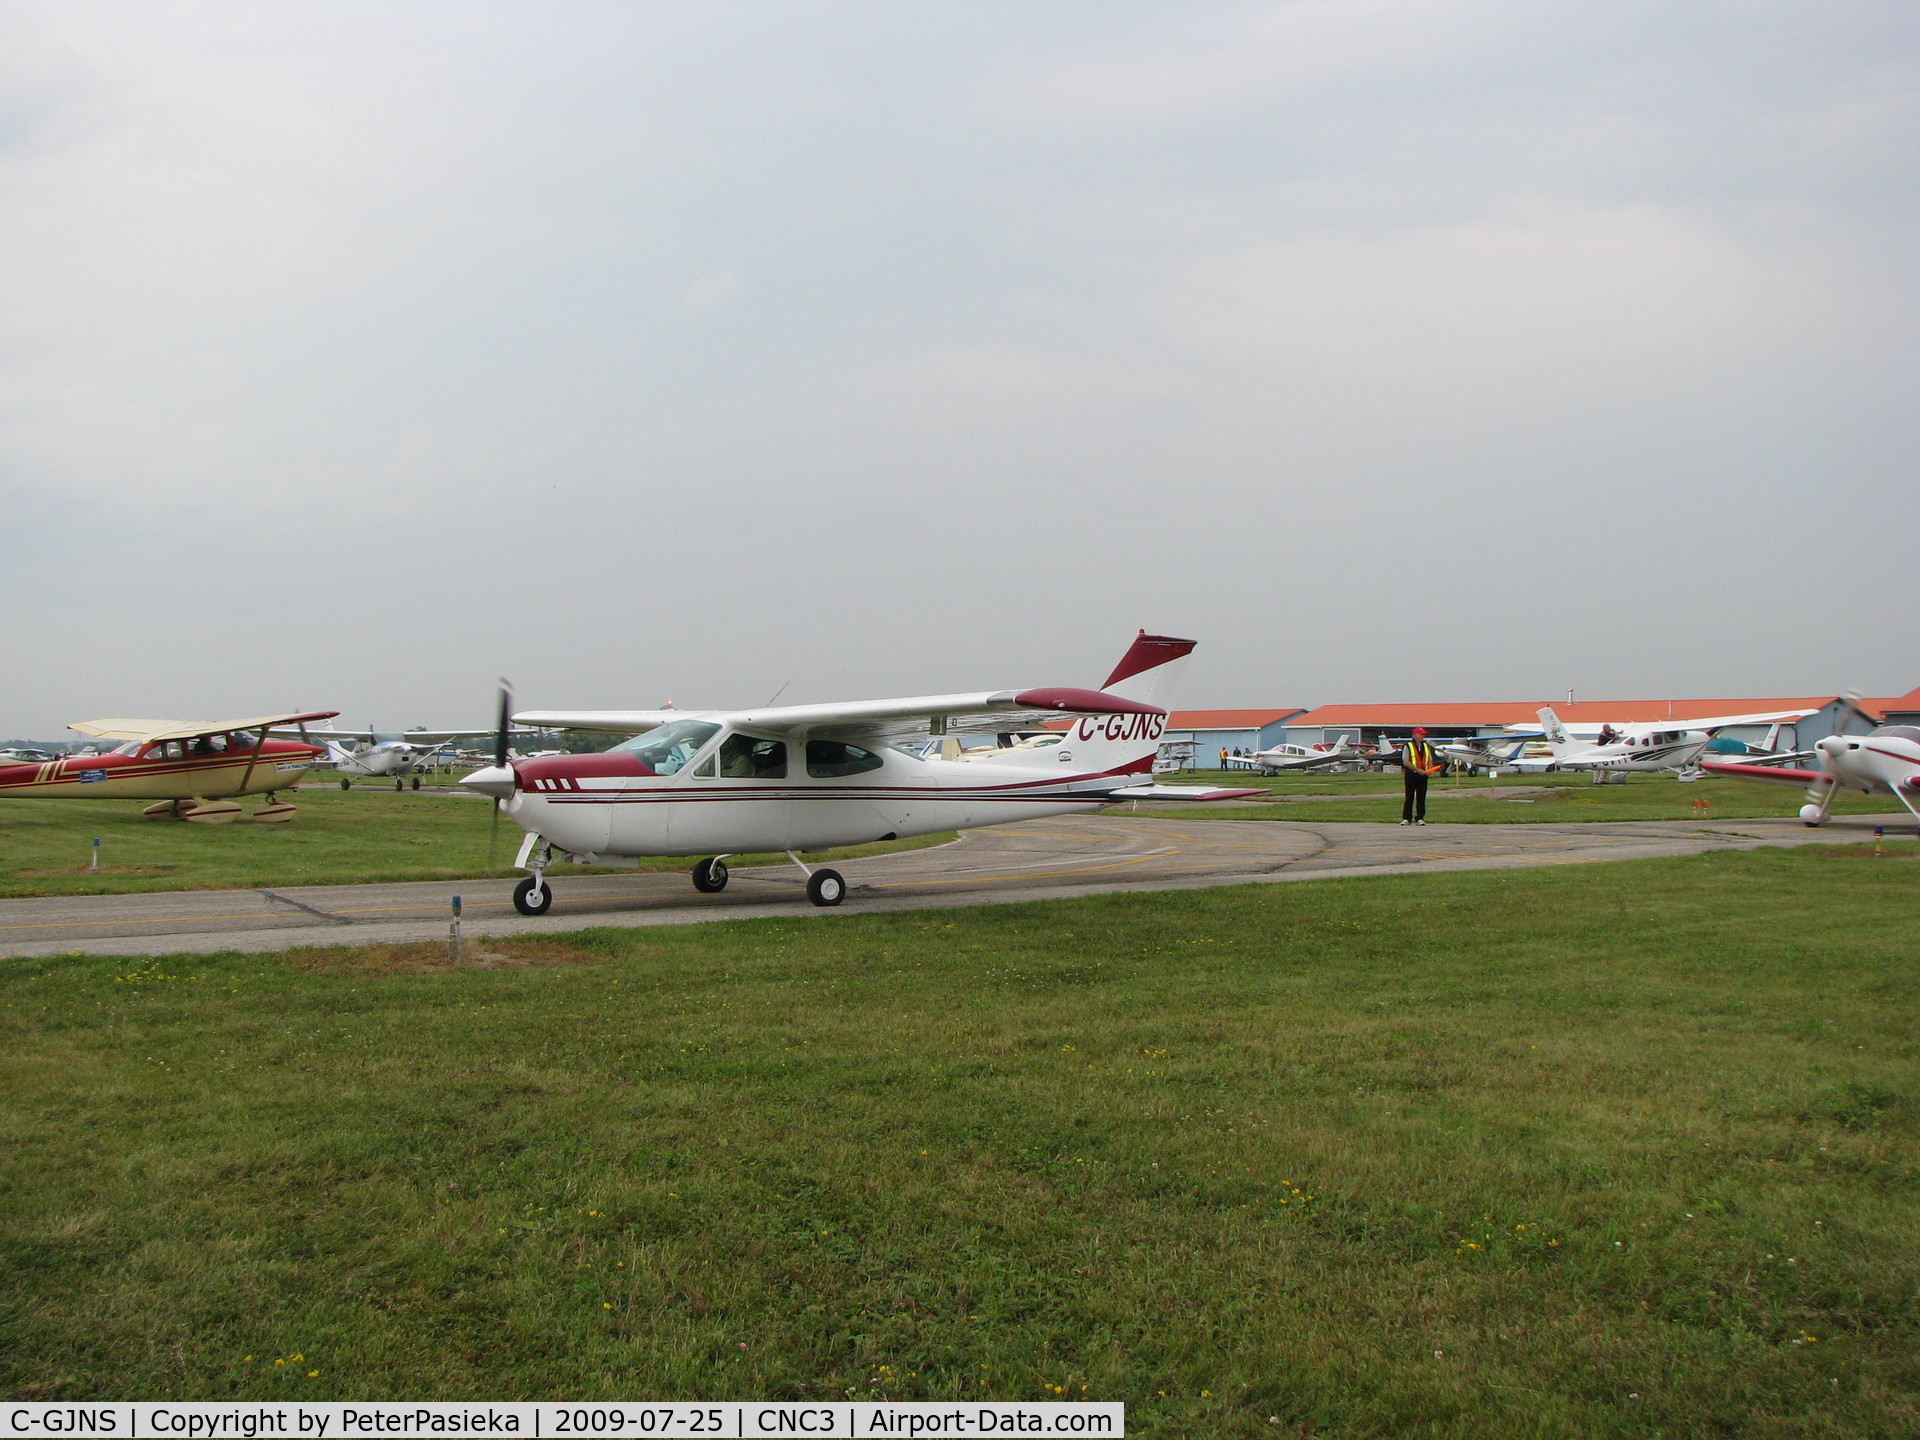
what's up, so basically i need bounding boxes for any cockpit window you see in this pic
[718,733,788,779]
[807,740,884,778]
[1876,725,1920,744]
[610,719,721,775]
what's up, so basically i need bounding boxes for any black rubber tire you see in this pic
[410,776,420,790]
[691,857,729,893]
[394,779,404,791]
[512,876,553,916]
[806,868,846,907]
[340,778,351,790]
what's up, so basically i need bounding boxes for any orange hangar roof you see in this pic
[1289,697,1849,728]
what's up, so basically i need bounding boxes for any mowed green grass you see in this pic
[1155,770,1906,826]
[4,848,1918,1435]
[0,787,952,898]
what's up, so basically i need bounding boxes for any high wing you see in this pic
[1669,708,1817,733]
[69,711,340,743]
[515,686,1160,745]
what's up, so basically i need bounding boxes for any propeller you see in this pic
[1839,690,1879,735]
[487,679,513,869]
[494,680,514,768]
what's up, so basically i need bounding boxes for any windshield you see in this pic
[609,719,720,775]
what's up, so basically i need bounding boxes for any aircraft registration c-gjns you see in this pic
[461,632,1258,914]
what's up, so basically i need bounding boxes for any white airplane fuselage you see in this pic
[493,744,1149,860]
[327,740,443,777]
[1551,732,1710,772]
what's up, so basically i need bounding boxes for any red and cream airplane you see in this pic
[462,632,1257,913]
[0,712,338,822]
[1704,703,1920,826]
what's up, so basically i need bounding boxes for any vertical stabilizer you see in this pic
[1101,632,1197,711]
[993,631,1196,778]
[1536,707,1574,758]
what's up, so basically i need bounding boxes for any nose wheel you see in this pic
[512,876,552,916]
[692,857,730,893]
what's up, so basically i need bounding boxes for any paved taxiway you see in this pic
[1,810,1904,959]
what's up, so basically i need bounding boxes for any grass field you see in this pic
[3,846,1916,1434]
[0,787,954,898]
[1153,770,1907,826]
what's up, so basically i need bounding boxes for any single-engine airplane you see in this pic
[1229,736,1358,774]
[1435,735,1536,774]
[1535,707,1712,780]
[0,712,338,821]
[1704,699,1920,826]
[461,632,1260,914]
[302,724,525,789]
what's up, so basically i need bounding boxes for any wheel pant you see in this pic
[1403,771,1430,822]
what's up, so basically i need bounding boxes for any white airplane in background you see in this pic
[462,632,1260,914]
[1435,736,1537,774]
[1532,705,1822,781]
[1535,707,1710,780]
[1230,736,1359,774]
[305,724,531,789]
[1705,700,1920,825]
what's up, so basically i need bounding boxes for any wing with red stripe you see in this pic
[1701,761,1826,784]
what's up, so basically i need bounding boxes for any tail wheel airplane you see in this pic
[1703,697,1920,827]
[0,712,338,822]
[461,632,1261,914]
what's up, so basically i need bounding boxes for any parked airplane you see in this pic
[461,632,1259,914]
[1534,707,1711,780]
[305,724,522,789]
[1230,736,1358,774]
[0,712,338,821]
[1435,735,1537,774]
[1704,702,1919,825]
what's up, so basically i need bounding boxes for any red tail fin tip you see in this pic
[1102,633,1198,690]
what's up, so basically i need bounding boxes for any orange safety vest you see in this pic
[1404,739,1440,775]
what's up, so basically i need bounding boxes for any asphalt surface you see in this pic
[1,810,1906,959]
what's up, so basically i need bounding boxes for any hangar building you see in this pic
[1279,691,1918,751]
[1160,708,1304,762]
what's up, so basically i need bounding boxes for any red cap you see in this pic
[1411,726,1428,736]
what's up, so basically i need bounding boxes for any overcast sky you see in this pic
[1,1,1913,737]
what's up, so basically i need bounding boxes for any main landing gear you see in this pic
[692,853,846,905]
[1800,776,1836,827]
[784,850,846,907]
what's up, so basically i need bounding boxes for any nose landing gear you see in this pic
[512,875,552,915]
[692,856,730,893]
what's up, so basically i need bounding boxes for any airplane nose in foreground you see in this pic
[460,764,516,798]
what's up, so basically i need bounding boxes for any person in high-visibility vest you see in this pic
[1399,726,1443,825]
